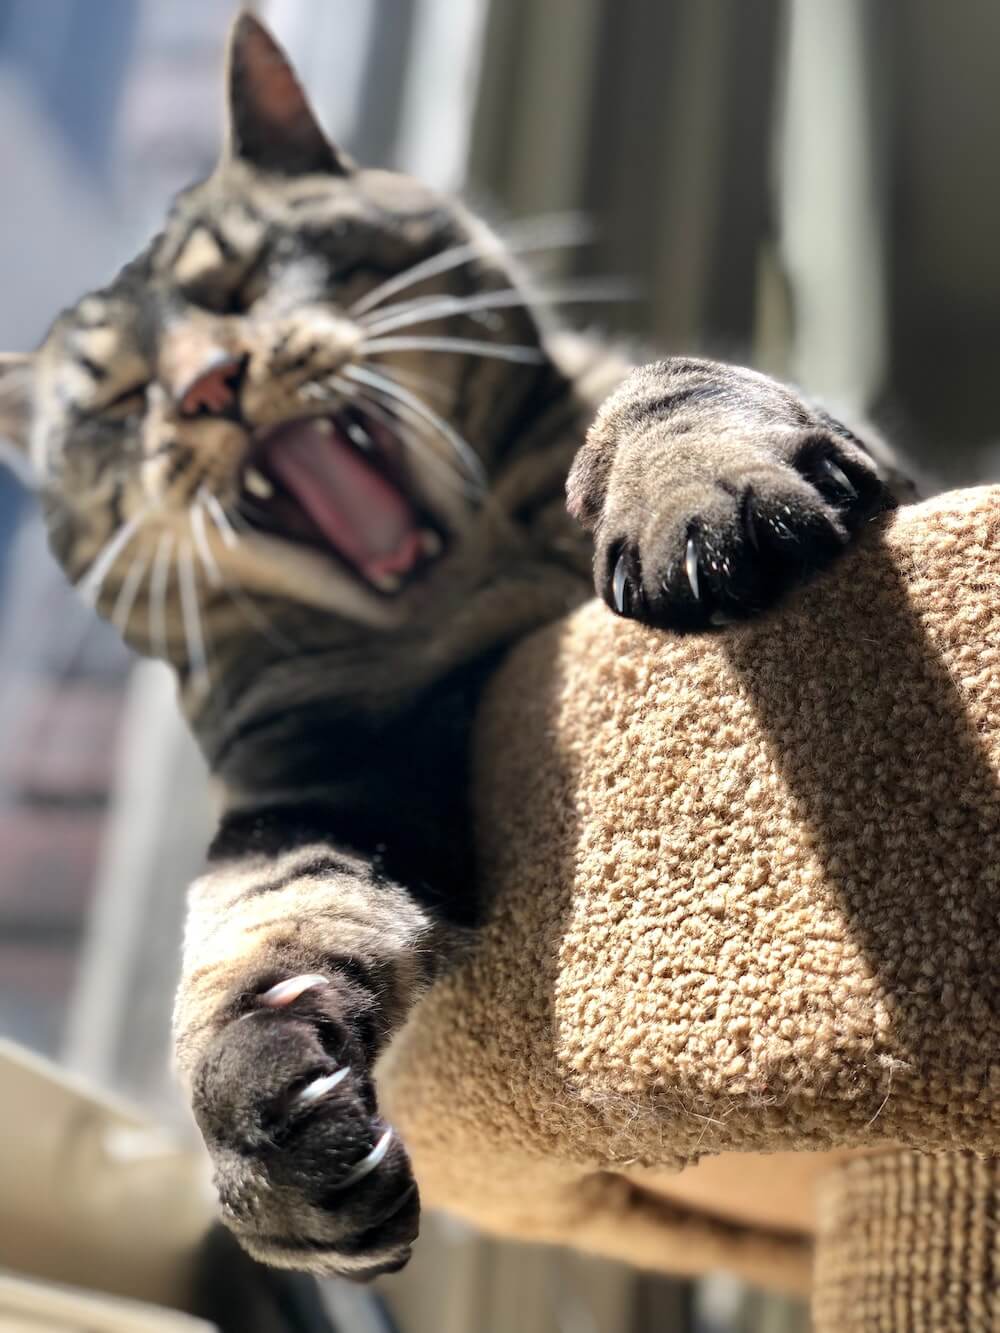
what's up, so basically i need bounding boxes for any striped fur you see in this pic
[0,17,906,1278]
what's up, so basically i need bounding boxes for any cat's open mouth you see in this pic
[237,408,444,594]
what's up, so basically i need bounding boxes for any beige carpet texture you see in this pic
[381,485,1000,1324]
[814,1149,1000,1330]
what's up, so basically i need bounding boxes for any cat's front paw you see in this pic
[191,972,419,1280]
[598,434,889,631]
[569,359,897,632]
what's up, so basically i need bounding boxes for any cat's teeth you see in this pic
[420,530,443,559]
[313,418,335,437]
[293,1067,350,1107]
[346,421,375,452]
[372,572,402,594]
[245,467,274,500]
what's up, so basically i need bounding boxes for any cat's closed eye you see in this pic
[181,269,267,319]
[94,380,149,421]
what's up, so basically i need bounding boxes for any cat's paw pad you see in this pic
[601,434,892,632]
[192,971,418,1280]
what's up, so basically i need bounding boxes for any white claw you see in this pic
[821,457,856,498]
[685,537,701,601]
[244,467,274,500]
[332,1127,395,1192]
[294,1067,350,1107]
[260,974,329,1008]
[372,572,402,594]
[612,552,629,614]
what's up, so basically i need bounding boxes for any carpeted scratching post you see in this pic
[814,1150,1000,1330]
[381,486,1000,1331]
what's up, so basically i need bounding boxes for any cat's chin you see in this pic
[222,526,443,629]
[234,405,447,600]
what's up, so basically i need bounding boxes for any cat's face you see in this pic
[0,16,545,676]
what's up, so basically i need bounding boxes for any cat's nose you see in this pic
[177,353,248,420]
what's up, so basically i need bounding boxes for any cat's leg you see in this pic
[568,358,916,632]
[173,819,454,1280]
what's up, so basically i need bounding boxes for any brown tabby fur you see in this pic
[0,17,904,1278]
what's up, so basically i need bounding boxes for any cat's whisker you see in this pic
[76,509,147,607]
[148,531,176,660]
[179,541,211,697]
[193,530,292,654]
[110,550,150,639]
[359,278,635,339]
[341,364,486,493]
[192,493,292,653]
[360,336,545,366]
[200,505,296,653]
[348,211,595,318]
[190,501,224,588]
[329,374,471,498]
[199,487,240,550]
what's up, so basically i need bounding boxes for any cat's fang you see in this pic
[346,421,375,452]
[244,467,274,499]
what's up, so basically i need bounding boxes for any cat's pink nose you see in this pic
[178,354,247,419]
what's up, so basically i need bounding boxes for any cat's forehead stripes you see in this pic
[157,209,265,279]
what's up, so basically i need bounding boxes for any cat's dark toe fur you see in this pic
[570,358,898,633]
[190,974,419,1278]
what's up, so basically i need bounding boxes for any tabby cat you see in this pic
[0,16,906,1279]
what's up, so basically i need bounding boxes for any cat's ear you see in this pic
[0,354,35,458]
[224,13,354,177]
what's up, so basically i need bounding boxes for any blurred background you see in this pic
[0,0,997,1329]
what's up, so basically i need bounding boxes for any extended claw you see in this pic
[612,551,630,614]
[820,456,857,499]
[331,1127,395,1192]
[293,1067,351,1107]
[685,536,701,601]
[260,974,329,1008]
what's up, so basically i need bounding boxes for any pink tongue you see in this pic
[265,420,422,582]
